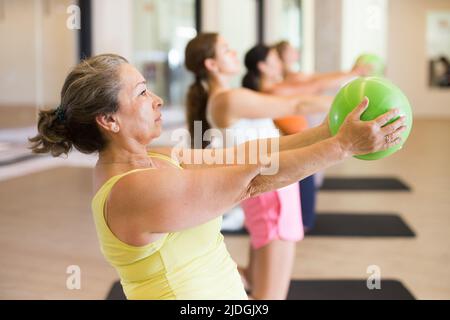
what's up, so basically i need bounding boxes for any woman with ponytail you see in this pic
[185,34,217,148]
[184,34,335,299]
[241,43,368,234]
[242,44,322,237]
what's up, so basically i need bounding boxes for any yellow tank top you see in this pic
[91,151,247,300]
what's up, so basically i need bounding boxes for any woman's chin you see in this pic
[147,126,162,141]
[154,127,162,137]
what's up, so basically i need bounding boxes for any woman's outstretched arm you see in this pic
[155,98,400,170]
[129,98,406,234]
[149,117,330,170]
[209,88,332,126]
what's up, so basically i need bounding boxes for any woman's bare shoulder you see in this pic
[209,88,252,107]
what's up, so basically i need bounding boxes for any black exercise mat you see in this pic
[286,279,415,300]
[320,177,411,191]
[221,227,249,236]
[106,279,414,300]
[221,213,415,237]
[307,213,415,237]
[107,281,126,300]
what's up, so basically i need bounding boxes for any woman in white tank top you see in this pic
[184,33,332,299]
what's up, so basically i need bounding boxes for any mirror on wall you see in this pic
[427,11,450,88]
[132,0,196,107]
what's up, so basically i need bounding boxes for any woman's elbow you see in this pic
[241,174,270,199]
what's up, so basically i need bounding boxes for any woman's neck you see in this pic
[260,74,281,92]
[207,73,232,96]
[283,64,296,79]
[97,142,155,168]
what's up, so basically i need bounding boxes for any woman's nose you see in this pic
[155,97,163,109]
[151,94,164,109]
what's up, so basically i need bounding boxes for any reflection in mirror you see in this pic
[427,11,450,88]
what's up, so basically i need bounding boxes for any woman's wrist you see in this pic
[318,121,332,140]
[332,135,353,160]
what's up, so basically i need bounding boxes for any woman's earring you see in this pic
[112,125,119,133]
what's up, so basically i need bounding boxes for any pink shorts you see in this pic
[241,183,304,249]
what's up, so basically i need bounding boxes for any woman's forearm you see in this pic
[176,123,331,168]
[277,123,331,151]
[244,135,348,198]
[244,96,400,197]
[231,122,331,161]
[295,95,334,115]
[311,72,355,92]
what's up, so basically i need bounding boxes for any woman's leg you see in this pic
[246,240,296,300]
[240,186,301,299]
[237,262,252,293]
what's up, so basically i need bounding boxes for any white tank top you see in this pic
[206,94,281,232]
[206,101,280,148]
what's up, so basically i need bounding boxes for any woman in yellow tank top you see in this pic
[91,151,246,299]
[29,54,406,299]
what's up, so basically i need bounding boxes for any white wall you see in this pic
[427,11,450,59]
[201,0,257,87]
[0,0,134,109]
[341,0,388,71]
[0,0,77,109]
[314,0,342,72]
[202,0,220,32]
[301,0,315,73]
[264,0,315,73]
[387,0,450,118]
[92,0,133,59]
[0,0,37,106]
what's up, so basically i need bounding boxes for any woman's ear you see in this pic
[95,114,120,133]
[257,61,268,75]
[204,58,218,73]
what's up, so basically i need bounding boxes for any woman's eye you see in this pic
[140,89,147,96]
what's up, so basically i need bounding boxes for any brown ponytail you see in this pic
[29,54,128,156]
[184,33,218,149]
[242,44,271,92]
[29,108,72,157]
